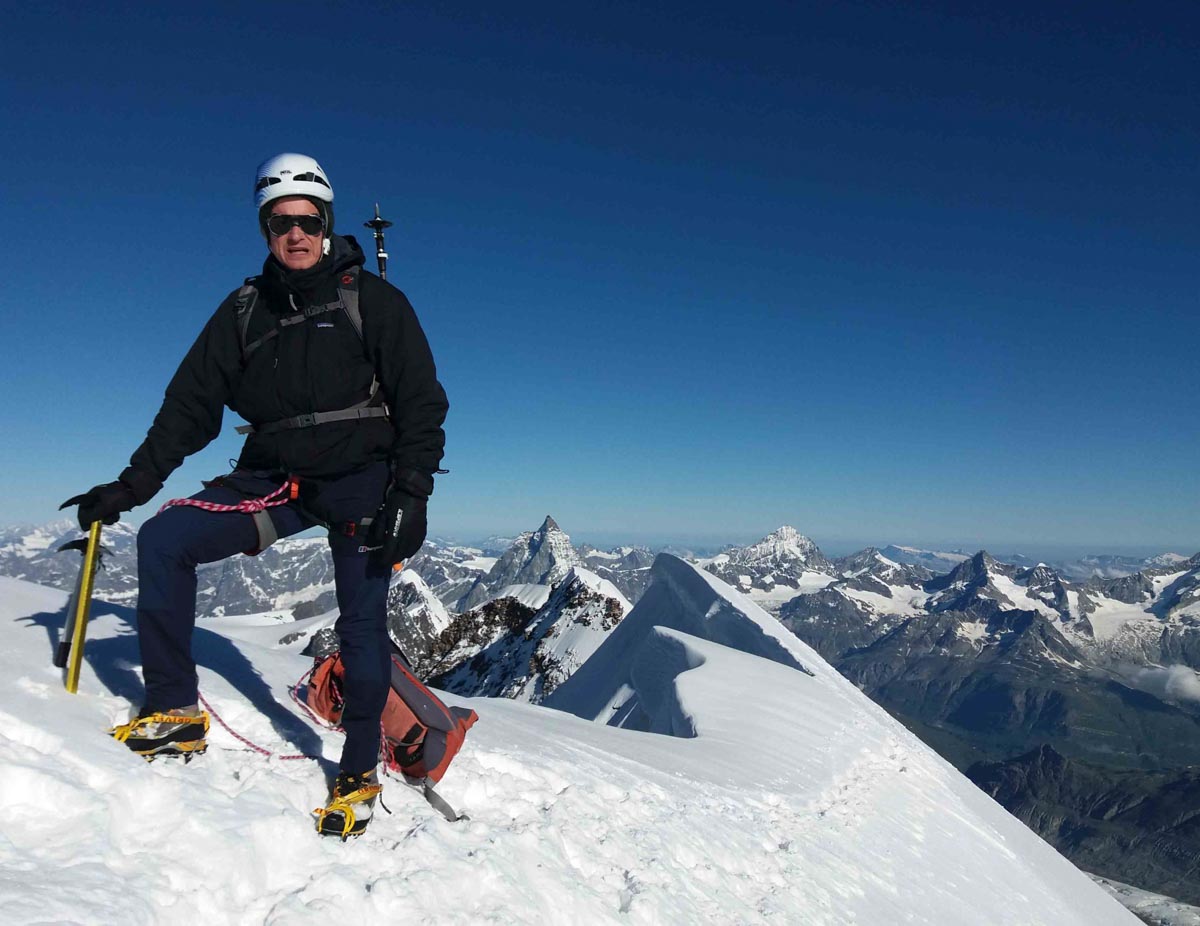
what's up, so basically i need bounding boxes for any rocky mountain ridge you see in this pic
[428,566,630,702]
[781,550,1200,768]
[969,744,1200,906]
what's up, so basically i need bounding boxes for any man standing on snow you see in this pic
[64,153,448,838]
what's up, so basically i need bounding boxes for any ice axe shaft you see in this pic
[64,521,103,693]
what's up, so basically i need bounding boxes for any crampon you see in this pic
[110,709,209,761]
[315,770,383,840]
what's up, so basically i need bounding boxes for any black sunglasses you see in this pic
[266,213,325,236]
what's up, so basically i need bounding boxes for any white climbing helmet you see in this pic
[253,153,335,237]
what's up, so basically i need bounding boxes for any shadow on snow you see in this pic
[18,600,330,769]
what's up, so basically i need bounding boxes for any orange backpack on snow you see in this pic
[305,647,478,820]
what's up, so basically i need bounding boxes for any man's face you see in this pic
[267,196,326,271]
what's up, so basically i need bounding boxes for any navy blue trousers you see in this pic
[136,464,391,774]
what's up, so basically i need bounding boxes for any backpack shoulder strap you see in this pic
[234,276,261,360]
[337,265,383,399]
[337,265,364,342]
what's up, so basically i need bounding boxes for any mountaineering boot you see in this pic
[315,769,382,840]
[110,706,209,760]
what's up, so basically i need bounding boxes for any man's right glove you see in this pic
[61,482,137,531]
[368,469,434,566]
[61,469,161,531]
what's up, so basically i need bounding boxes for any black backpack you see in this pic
[231,265,388,438]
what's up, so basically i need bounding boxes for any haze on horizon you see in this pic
[7,512,1191,568]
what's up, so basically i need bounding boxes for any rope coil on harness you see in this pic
[158,477,297,515]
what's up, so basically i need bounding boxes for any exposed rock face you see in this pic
[924,551,1011,612]
[407,540,498,610]
[1100,572,1159,606]
[200,538,337,617]
[781,551,1200,769]
[455,516,582,612]
[429,567,630,703]
[969,745,1200,906]
[833,548,932,597]
[386,571,452,672]
[578,544,656,603]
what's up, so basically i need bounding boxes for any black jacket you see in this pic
[121,235,448,498]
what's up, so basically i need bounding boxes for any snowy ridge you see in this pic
[489,583,553,610]
[0,571,1137,924]
[396,570,451,629]
[550,553,818,725]
[411,539,502,608]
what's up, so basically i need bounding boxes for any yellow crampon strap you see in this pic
[314,781,383,839]
[109,712,210,742]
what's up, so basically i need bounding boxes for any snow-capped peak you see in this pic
[1145,552,1190,568]
[455,516,583,611]
[734,525,823,563]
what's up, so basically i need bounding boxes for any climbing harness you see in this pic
[158,475,298,555]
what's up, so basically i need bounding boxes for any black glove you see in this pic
[61,468,160,531]
[368,469,434,565]
[61,481,137,531]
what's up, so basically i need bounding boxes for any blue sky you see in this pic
[1,1,1196,555]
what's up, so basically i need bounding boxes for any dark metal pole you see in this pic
[363,203,393,280]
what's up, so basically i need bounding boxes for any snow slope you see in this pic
[0,574,1134,924]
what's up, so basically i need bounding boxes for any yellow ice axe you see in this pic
[64,521,103,693]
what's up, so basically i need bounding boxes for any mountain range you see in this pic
[4,516,1198,907]
[0,562,1146,923]
[772,541,1200,903]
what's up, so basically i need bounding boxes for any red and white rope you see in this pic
[161,479,393,769]
[158,478,294,515]
[198,670,394,769]
[198,675,322,761]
